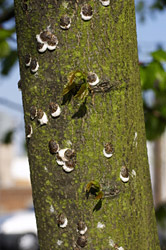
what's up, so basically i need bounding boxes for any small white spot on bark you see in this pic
[57,240,63,246]
[109,238,115,247]
[131,169,136,178]
[109,237,124,249]
[62,1,69,8]
[50,205,54,213]
[133,132,138,147]
[97,222,105,229]
[134,132,137,140]
[44,166,48,171]
[66,140,72,146]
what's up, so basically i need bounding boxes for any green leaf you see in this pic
[0,28,15,42]
[86,181,101,193]
[1,130,14,144]
[95,191,103,200]
[150,2,164,11]
[62,81,76,96]
[67,70,85,85]
[75,71,82,77]
[145,111,165,140]
[0,40,10,58]
[136,0,144,12]
[74,83,89,100]
[93,199,102,212]
[155,204,166,229]
[140,61,165,90]
[67,71,77,85]
[1,50,17,75]
[151,49,166,62]
[63,70,87,97]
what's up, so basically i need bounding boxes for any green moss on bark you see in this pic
[14,0,160,249]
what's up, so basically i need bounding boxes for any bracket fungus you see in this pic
[36,30,58,52]
[47,35,58,51]
[76,235,87,248]
[49,140,59,154]
[99,0,110,6]
[25,54,31,67]
[103,142,114,158]
[56,154,64,166]
[81,4,93,21]
[49,102,61,118]
[77,221,87,235]
[37,109,48,125]
[120,166,129,183]
[30,106,37,120]
[62,160,75,173]
[58,148,75,162]
[36,30,51,44]
[87,72,99,86]
[26,124,33,138]
[57,213,68,228]
[30,58,39,73]
[60,15,71,30]
[56,148,76,173]
[37,42,47,53]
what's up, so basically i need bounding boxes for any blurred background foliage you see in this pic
[0,0,16,75]
[136,0,166,141]
[141,49,166,140]
[136,0,166,22]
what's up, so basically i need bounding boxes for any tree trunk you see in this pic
[154,138,162,207]
[14,0,160,249]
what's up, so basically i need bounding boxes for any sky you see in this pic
[0,3,166,155]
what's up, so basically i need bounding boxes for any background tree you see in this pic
[136,0,166,22]
[14,0,161,249]
[0,0,16,75]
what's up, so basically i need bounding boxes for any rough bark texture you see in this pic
[14,0,160,249]
[154,138,162,207]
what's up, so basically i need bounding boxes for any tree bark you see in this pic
[14,0,160,249]
[154,138,162,207]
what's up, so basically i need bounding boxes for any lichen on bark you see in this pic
[14,0,160,249]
